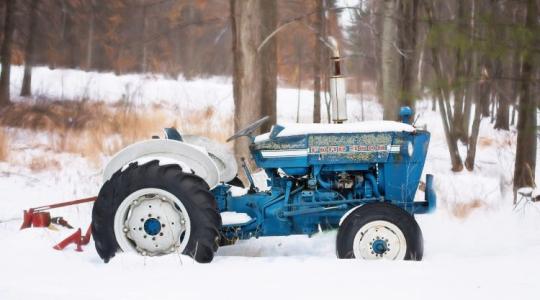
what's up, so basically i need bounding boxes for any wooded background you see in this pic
[0,0,538,194]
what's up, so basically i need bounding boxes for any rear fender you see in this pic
[102,139,220,189]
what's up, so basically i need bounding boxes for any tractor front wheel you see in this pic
[336,202,423,260]
[92,160,221,263]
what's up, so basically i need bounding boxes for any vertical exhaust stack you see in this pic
[328,37,347,124]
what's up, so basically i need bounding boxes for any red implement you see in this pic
[53,226,92,252]
[20,196,97,229]
[21,196,97,252]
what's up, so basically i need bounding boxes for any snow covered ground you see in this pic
[1,66,540,300]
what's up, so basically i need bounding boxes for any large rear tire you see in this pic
[92,160,221,263]
[336,202,423,260]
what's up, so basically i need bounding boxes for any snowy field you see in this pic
[1,66,540,300]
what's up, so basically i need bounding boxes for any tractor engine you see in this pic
[319,171,378,199]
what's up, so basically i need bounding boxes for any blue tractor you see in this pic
[91,45,435,263]
[91,106,436,263]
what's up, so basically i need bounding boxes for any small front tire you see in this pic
[336,202,423,260]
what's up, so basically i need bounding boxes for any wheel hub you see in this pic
[371,239,388,255]
[143,218,162,236]
[114,190,191,256]
[352,220,407,260]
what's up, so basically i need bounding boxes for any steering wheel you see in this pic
[226,116,270,142]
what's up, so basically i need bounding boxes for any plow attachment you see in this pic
[20,196,97,252]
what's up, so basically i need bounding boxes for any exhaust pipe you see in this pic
[328,37,347,124]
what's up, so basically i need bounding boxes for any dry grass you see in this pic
[175,106,233,143]
[28,157,61,172]
[478,137,493,148]
[0,128,8,162]
[450,199,486,219]
[478,134,514,149]
[1,100,232,165]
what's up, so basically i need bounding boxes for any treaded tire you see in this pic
[92,160,221,263]
[336,202,423,260]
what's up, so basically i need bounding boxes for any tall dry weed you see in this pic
[1,101,232,164]
[0,128,8,161]
[450,199,486,219]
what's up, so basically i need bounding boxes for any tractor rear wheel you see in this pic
[336,202,423,260]
[92,160,221,263]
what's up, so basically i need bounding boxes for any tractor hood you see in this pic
[254,121,415,143]
[250,121,427,178]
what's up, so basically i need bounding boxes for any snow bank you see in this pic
[8,65,378,124]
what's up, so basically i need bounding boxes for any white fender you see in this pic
[103,139,220,189]
[182,135,238,183]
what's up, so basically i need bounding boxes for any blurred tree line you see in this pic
[0,0,538,193]
[346,0,539,194]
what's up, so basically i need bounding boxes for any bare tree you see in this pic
[21,0,39,97]
[513,0,538,193]
[0,0,15,107]
[230,0,277,169]
[260,0,277,133]
[313,0,325,123]
[397,0,420,112]
[425,0,464,171]
[86,1,97,70]
[381,0,400,120]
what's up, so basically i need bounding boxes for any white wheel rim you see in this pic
[352,220,407,260]
[114,188,191,256]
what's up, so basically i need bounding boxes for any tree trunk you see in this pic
[513,0,538,192]
[398,0,419,112]
[452,0,467,141]
[86,9,95,70]
[0,0,15,108]
[492,2,509,131]
[259,0,277,133]
[429,40,464,171]
[63,5,78,69]
[140,5,148,73]
[510,38,521,127]
[424,1,464,171]
[296,54,302,123]
[313,0,324,123]
[381,0,400,120]
[230,0,267,171]
[493,82,510,130]
[21,0,39,97]
[465,81,485,171]
[461,0,478,143]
